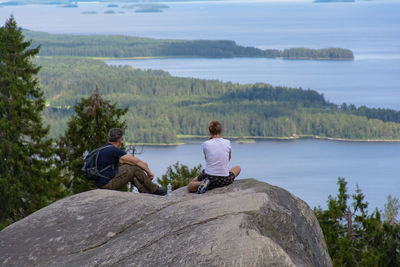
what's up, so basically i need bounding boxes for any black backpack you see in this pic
[82,145,114,181]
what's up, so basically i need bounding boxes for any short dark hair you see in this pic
[208,120,222,135]
[108,128,123,142]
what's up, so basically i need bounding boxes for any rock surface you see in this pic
[0,179,332,267]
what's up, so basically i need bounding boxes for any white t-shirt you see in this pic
[202,137,232,176]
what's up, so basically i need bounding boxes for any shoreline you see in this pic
[102,55,354,61]
[126,135,400,146]
[37,55,354,62]
[180,135,400,143]
[125,141,186,147]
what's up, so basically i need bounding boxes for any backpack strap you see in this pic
[95,144,116,179]
[98,164,114,174]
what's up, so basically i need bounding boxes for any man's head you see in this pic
[208,120,222,136]
[108,128,124,143]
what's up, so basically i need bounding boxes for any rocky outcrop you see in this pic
[0,179,332,267]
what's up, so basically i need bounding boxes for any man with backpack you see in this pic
[85,128,167,195]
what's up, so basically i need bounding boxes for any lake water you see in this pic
[1,1,399,211]
[2,1,400,108]
[137,139,400,211]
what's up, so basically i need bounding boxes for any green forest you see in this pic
[23,30,354,60]
[2,17,399,266]
[38,57,400,144]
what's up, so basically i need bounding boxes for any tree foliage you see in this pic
[384,195,400,224]
[56,86,128,194]
[157,161,202,190]
[36,57,400,144]
[0,17,65,230]
[281,47,354,60]
[23,30,354,60]
[314,178,400,266]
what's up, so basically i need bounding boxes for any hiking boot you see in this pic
[154,186,168,196]
[197,178,210,194]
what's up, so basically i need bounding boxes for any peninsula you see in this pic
[23,30,354,60]
[38,57,400,144]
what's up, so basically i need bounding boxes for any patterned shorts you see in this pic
[197,170,236,189]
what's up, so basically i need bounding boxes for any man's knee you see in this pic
[117,165,147,185]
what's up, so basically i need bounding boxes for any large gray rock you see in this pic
[0,179,332,267]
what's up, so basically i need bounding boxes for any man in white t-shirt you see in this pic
[188,120,241,194]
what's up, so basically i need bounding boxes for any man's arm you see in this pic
[119,154,154,180]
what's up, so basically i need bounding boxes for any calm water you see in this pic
[2,1,399,52]
[1,1,399,210]
[138,139,400,211]
[2,1,400,108]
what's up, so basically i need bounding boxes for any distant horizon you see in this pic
[1,0,398,6]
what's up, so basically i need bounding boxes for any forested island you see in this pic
[39,57,400,144]
[121,4,169,13]
[23,30,354,60]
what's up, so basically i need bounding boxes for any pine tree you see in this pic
[383,195,400,224]
[157,161,202,190]
[0,16,65,230]
[314,177,400,266]
[57,86,128,194]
